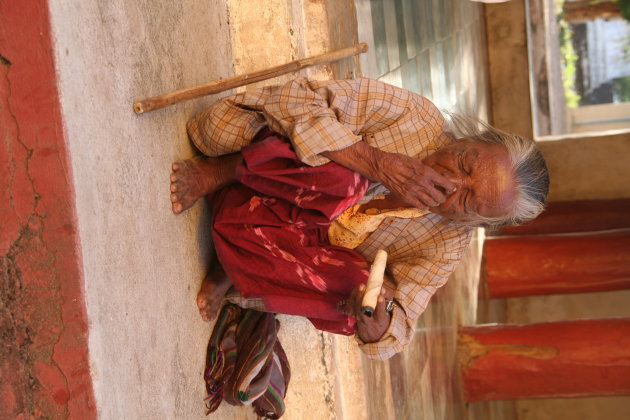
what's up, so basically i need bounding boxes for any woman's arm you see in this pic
[260,78,455,209]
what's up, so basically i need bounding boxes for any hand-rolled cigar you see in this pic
[361,249,388,317]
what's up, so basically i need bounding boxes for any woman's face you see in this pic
[422,139,517,223]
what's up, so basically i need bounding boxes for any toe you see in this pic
[199,308,210,322]
[204,306,218,322]
[197,293,209,310]
[172,203,182,213]
[171,193,178,203]
[198,302,216,322]
[172,162,180,171]
[170,180,186,193]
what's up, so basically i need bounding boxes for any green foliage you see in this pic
[558,18,582,108]
[618,0,630,21]
[620,31,630,62]
[613,76,630,101]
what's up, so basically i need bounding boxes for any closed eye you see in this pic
[467,189,478,215]
[458,152,471,175]
[461,188,477,215]
[460,189,469,210]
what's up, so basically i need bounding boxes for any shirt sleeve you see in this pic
[260,78,362,166]
[186,90,269,157]
[187,77,444,166]
[356,223,473,360]
[261,77,438,166]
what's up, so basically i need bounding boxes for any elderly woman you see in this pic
[170,78,549,360]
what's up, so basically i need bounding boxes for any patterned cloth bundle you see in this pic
[204,303,290,419]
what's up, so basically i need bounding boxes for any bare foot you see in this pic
[196,263,232,322]
[170,154,240,214]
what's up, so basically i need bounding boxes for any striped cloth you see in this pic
[204,303,290,419]
[191,78,473,360]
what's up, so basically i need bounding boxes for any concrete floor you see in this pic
[49,1,236,418]
[48,0,370,418]
[48,0,490,418]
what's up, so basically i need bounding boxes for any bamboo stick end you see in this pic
[133,102,145,114]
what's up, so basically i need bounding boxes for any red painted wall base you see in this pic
[0,1,96,418]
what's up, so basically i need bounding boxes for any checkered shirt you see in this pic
[189,78,473,360]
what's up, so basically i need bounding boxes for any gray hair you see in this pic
[444,113,550,228]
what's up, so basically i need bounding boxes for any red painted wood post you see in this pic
[483,229,630,298]
[492,198,630,236]
[458,318,630,401]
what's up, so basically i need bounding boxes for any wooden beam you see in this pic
[483,229,630,298]
[459,319,630,401]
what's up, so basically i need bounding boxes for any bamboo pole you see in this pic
[133,43,369,114]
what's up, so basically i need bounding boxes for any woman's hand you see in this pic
[378,152,456,210]
[339,284,394,343]
[322,142,455,210]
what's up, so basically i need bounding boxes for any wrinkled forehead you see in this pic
[472,143,517,217]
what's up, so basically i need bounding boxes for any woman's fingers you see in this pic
[406,187,441,208]
[382,155,457,209]
[422,164,457,194]
[338,284,365,317]
[356,294,392,342]
[381,152,457,199]
[340,285,393,330]
[402,182,446,209]
[373,295,388,322]
[353,284,366,316]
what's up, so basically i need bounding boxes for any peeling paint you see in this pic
[1,217,47,417]
[457,333,559,369]
[0,1,95,418]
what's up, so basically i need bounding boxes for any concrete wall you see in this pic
[569,102,630,133]
[484,0,630,204]
[484,3,630,419]
[1,2,96,417]
[227,0,359,88]
[498,129,630,420]
[513,396,630,420]
[502,132,630,420]
[538,131,630,201]
[505,289,630,420]
[485,0,534,139]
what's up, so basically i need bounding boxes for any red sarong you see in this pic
[210,130,370,335]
